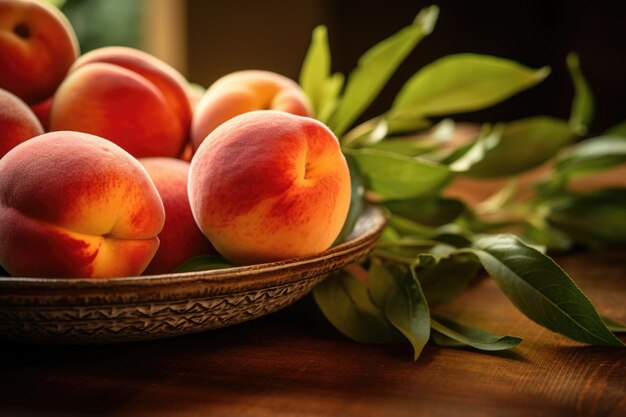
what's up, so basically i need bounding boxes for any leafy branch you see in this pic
[300,5,626,360]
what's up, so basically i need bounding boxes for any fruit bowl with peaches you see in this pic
[0,204,384,344]
[0,0,380,343]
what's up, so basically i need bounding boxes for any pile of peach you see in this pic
[0,0,350,278]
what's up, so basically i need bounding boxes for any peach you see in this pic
[30,96,52,130]
[0,131,165,278]
[179,143,194,162]
[140,157,216,275]
[49,46,192,158]
[191,70,312,149]
[189,110,351,265]
[0,0,79,104]
[0,88,44,158]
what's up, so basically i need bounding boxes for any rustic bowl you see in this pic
[0,205,385,344]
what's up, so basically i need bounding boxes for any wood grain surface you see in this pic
[0,250,624,417]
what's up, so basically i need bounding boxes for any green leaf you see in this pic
[554,136,626,179]
[299,25,331,116]
[475,179,518,214]
[344,116,439,150]
[415,252,482,306]
[317,73,344,123]
[368,260,398,308]
[387,113,432,134]
[431,316,523,350]
[521,219,573,252]
[327,6,439,136]
[430,140,476,165]
[361,118,454,157]
[334,155,365,244]
[344,148,452,199]
[379,224,402,243]
[373,248,420,265]
[391,54,550,118]
[567,52,594,135]
[369,138,436,157]
[471,234,623,347]
[603,316,626,333]
[383,197,465,227]
[313,272,401,343]
[431,232,473,249]
[298,25,344,123]
[367,262,432,359]
[538,136,626,197]
[342,117,390,148]
[173,255,233,272]
[451,117,575,177]
[386,214,436,237]
[384,269,431,360]
[374,241,452,266]
[605,120,626,137]
[547,189,626,246]
[448,124,501,172]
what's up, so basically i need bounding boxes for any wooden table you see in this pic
[1,250,624,417]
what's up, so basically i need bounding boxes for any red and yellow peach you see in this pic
[29,97,52,131]
[0,87,44,158]
[189,110,350,265]
[0,131,165,278]
[191,70,312,149]
[0,0,79,104]
[49,46,192,158]
[140,157,216,275]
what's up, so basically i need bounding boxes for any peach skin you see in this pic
[0,0,79,104]
[191,70,312,149]
[140,157,216,275]
[29,97,52,131]
[179,143,194,162]
[0,131,165,278]
[0,88,44,158]
[49,46,192,158]
[189,111,351,265]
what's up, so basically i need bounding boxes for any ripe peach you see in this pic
[179,143,194,162]
[0,0,79,104]
[140,157,216,275]
[30,97,52,131]
[49,46,192,158]
[191,70,312,149]
[0,131,165,278]
[189,111,351,265]
[0,88,44,158]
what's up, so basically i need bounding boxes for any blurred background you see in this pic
[54,0,625,133]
